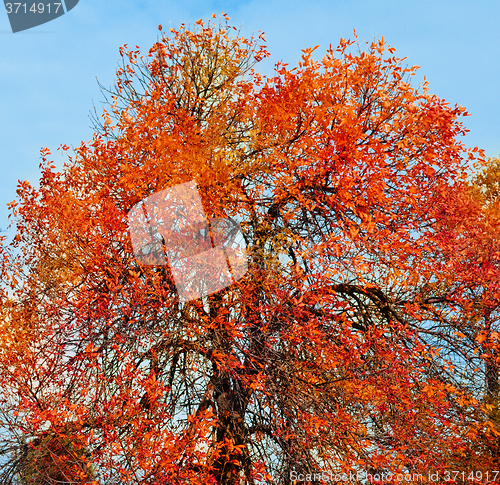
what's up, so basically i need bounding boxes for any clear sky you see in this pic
[1,0,499,233]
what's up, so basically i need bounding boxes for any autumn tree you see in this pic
[400,154,500,473]
[0,15,485,484]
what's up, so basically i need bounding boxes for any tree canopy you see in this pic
[0,14,496,485]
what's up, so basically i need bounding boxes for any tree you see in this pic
[14,428,96,484]
[406,154,500,472]
[0,15,484,484]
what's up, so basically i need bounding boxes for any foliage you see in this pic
[412,155,500,470]
[0,14,489,484]
[14,429,95,484]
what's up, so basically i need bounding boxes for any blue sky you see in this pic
[1,0,499,233]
